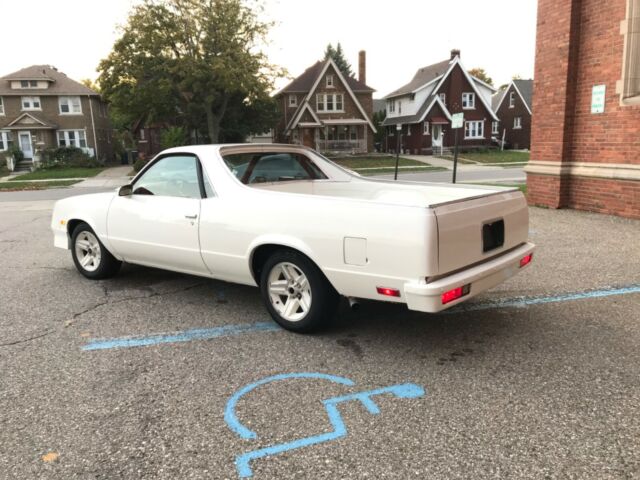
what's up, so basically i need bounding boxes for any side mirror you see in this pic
[118,184,133,197]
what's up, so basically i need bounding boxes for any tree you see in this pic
[80,78,100,93]
[98,0,283,143]
[468,68,493,86]
[323,42,353,77]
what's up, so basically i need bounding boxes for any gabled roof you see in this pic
[381,94,451,126]
[0,65,99,96]
[278,60,374,95]
[383,56,499,124]
[283,58,376,133]
[3,112,56,129]
[383,59,451,99]
[493,79,533,114]
[285,102,321,132]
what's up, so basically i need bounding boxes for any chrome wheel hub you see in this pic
[75,231,101,272]
[267,262,311,322]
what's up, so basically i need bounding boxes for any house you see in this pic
[274,51,376,154]
[0,65,113,166]
[382,50,498,155]
[492,79,533,149]
[525,0,640,219]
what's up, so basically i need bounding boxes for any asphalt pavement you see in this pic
[0,187,638,479]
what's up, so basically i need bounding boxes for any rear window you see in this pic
[222,152,328,185]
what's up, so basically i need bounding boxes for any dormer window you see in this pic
[509,91,515,108]
[21,96,41,110]
[288,94,297,107]
[326,74,334,88]
[59,96,82,114]
[20,80,38,88]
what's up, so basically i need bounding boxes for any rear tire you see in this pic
[71,222,121,279]
[259,250,339,333]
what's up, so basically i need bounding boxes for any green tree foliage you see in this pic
[80,78,100,93]
[160,126,187,149]
[323,42,353,77]
[372,110,386,145]
[98,0,283,143]
[468,68,493,86]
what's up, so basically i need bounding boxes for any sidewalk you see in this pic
[402,154,521,173]
[72,165,132,188]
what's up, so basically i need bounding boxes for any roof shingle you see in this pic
[0,65,99,96]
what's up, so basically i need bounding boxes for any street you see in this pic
[0,187,639,479]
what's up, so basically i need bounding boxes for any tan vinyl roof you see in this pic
[0,65,99,96]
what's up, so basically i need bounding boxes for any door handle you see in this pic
[185,214,198,219]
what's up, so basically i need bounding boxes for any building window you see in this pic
[288,95,297,107]
[423,121,430,135]
[20,80,38,88]
[326,75,334,88]
[349,125,358,140]
[492,121,499,134]
[398,101,402,114]
[509,91,515,108]
[439,93,446,105]
[621,0,640,101]
[0,97,4,115]
[0,131,11,151]
[406,124,411,136]
[388,100,395,113]
[59,96,82,114]
[409,93,416,101]
[388,126,395,136]
[462,92,476,109]
[140,129,145,140]
[316,93,343,112]
[58,130,87,148]
[464,120,484,139]
[21,96,41,110]
[514,117,522,129]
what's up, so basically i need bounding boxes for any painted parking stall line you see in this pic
[81,284,640,351]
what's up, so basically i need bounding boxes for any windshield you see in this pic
[222,152,328,185]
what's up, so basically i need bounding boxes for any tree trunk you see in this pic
[205,96,229,144]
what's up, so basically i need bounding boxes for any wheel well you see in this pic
[66,219,84,237]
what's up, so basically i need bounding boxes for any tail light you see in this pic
[519,253,533,268]
[441,284,471,305]
[376,287,401,297]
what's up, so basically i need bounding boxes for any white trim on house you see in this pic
[57,129,88,148]
[493,82,532,115]
[59,96,83,115]
[492,121,499,134]
[464,120,484,139]
[316,92,344,112]
[288,94,298,107]
[6,112,49,128]
[21,96,41,111]
[301,58,377,132]
[0,130,10,151]
[0,97,4,115]
[285,102,322,132]
[470,75,498,92]
[423,121,430,135]
[416,94,453,123]
[326,74,334,88]
[525,160,640,181]
[462,92,476,109]
[514,116,522,129]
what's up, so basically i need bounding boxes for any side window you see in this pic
[133,155,201,198]
[223,152,328,184]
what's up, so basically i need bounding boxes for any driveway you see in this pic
[0,189,638,479]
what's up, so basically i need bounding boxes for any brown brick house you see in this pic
[274,51,376,153]
[526,0,640,219]
[382,50,498,155]
[0,65,113,166]
[492,79,533,149]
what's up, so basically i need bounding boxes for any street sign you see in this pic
[591,85,606,114]
[451,112,464,129]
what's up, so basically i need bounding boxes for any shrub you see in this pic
[133,157,150,172]
[9,147,24,163]
[160,126,187,150]
[40,147,99,168]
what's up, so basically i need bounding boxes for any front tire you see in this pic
[259,250,339,333]
[71,222,121,279]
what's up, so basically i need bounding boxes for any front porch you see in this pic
[293,122,369,154]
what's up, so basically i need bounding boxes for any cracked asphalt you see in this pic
[0,189,639,479]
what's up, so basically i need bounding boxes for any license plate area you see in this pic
[482,219,504,253]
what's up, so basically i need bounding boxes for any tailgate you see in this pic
[433,191,529,275]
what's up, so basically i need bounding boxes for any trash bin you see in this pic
[121,152,128,165]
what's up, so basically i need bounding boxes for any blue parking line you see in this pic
[82,322,280,351]
[81,284,640,351]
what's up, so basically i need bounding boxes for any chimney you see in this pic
[358,50,366,85]
[450,49,460,60]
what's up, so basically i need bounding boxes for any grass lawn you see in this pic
[331,156,445,176]
[0,164,9,178]
[0,180,81,191]
[440,150,530,164]
[10,167,104,181]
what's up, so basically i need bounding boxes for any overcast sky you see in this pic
[2,0,537,98]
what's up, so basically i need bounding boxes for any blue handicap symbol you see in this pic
[224,372,426,478]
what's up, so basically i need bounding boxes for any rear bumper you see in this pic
[404,242,535,313]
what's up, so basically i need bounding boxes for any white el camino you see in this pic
[51,144,535,332]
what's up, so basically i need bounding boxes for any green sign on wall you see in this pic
[591,84,606,114]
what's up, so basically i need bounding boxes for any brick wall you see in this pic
[495,85,531,149]
[528,0,640,219]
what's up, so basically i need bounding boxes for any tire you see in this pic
[71,222,121,280]
[259,249,339,333]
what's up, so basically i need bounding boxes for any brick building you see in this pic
[526,0,640,219]
[492,79,533,150]
[382,50,498,155]
[274,52,376,154]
